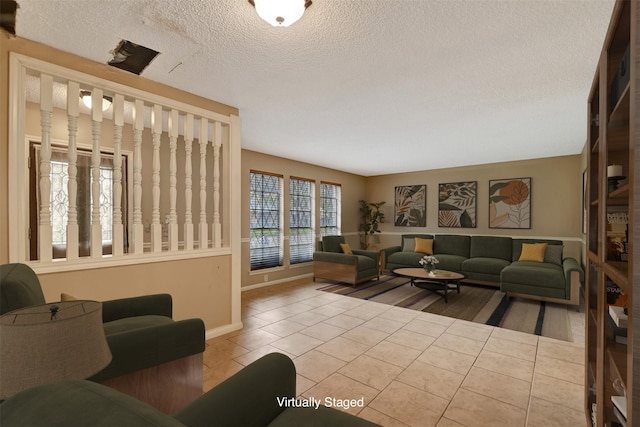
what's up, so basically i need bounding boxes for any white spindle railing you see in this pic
[198,118,209,249]
[212,121,222,248]
[132,99,144,255]
[112,94,125,257]
[38,74,53,262]
[184,114,194,251]
[151,104,162,253]
[9,53,237,267]
[168,109,179,252]
[66,81,80,260]
[90,87,103,259]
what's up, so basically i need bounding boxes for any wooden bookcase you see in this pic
[585,1,638,426]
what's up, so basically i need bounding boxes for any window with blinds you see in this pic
[320,182,341,237]
[289,177,315,264]
[250,172,283,270]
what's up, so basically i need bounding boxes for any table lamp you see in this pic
[0,300,112,399]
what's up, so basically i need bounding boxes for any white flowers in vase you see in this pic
[419,255,439,275]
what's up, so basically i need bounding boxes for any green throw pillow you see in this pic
[544,245,563,266]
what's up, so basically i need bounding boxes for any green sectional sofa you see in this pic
[313,235,380,286]
[382,234,583,306]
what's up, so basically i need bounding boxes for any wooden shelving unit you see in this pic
[585,2,638,426]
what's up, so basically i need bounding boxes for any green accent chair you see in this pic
[313,236,379,286]
[0,353,380,427]
[0,263,205,413]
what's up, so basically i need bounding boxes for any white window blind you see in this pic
[289,177,314,264]
[320,182,341,237]
[250,172,283,270]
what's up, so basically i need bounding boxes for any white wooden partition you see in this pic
[8,53,241,270]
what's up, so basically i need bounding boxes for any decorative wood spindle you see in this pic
[168,109,179,251]
[66,81,80,260]
[212,121,222,248]
[38,74,54,262]
[112,94,124,256]
[90,88,104,259]
[131,99,144,254]
[151,104,162,252]
[184,114,194,250]
[198,118,208,249]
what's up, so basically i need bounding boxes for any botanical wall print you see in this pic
[489,177,531,229]
[394,185,426,227]
[438,181,477,228]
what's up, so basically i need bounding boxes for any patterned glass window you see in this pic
[250,172,283,270]
[48,152,114,244]
[30,143,126,259]
[289,178,314,264]
[320,182,341,237]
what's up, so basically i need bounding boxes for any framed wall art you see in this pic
[489,177,531,229]
[438,181,477,228]
[394,185,426,227]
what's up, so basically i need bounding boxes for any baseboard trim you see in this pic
[205,321,244,340]
[242,273,313,291]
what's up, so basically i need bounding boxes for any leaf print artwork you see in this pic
[394,185,426,227]
[438,182,476,228]
[489,178,531,229]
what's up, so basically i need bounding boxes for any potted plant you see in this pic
[358,200,385,249]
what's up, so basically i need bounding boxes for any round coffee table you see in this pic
[393,268,464,303]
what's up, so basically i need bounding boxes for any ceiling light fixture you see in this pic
[80,90,113,111]
[249,0,312,27]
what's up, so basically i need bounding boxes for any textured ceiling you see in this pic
[15,0,615,176]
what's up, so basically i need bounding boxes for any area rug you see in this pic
[317,275,573,342]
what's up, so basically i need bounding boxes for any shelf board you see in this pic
[609,83,630,125]
[603,261,629,292]
[607,84,630,152]
[607,345,628,390]
[608,183,630,202]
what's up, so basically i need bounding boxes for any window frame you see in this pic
[29,140,131,260]
[249,171,284,271]
[319,181,341,237]
[288,176,315,265]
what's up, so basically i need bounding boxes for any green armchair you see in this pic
[312,236,379,286]
[0,263,205,414]
[0,353,380,427]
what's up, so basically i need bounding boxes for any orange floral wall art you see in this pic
[489,178,531,229]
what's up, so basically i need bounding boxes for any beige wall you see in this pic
[1,33,238,331]
[365,155,584,261]
[241,150,367,288]
[38,256,231,325]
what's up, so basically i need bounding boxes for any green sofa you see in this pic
[313,236,379,286]
[382,234,583,306]
[0,263,206,413]
[0,353,380,427]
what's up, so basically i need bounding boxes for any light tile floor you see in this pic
[203,278,587,427]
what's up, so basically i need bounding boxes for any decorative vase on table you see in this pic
[419,255,439,277]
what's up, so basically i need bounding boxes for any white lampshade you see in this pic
[252,0,310,27]
[0,300,112,399]
[80,91,112,111]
